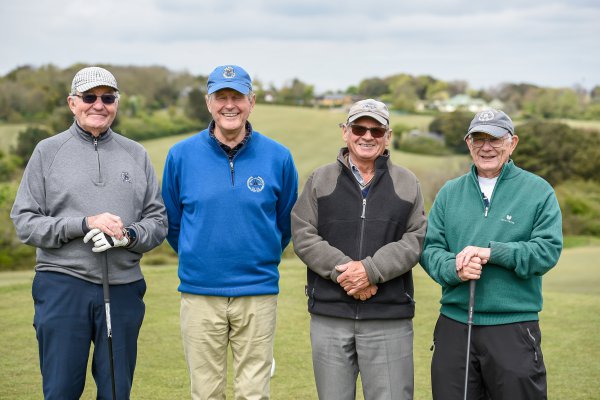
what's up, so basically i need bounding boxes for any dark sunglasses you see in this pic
[348,124,388,138]
[74,93,118,104]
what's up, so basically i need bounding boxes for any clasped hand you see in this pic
[336,261,378,300]
[455,246,491,281]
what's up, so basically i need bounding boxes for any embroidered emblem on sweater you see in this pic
[247,176,264,192]
[501,214,515,224]
[121,171,131,183]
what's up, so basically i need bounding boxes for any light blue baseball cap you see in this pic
[207,65,252,95]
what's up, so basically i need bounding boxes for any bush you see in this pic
[429,111,473,154]
[0,183,36,271]
[118,111,201,141]
[13,125,52,166]
[556,180,600,236]
[398,135,451,156]
[512,121,600,185]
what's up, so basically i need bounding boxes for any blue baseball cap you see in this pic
[207,65,252,95]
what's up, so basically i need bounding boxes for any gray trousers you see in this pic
[310,314,414,400]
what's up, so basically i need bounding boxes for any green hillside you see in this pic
[143,104,468,206]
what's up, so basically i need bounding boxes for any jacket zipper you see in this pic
[229,160,235,187]
[94,138,103,183]
[355,197,368,319]
[482,193,490,217]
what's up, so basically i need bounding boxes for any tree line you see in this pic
[0,64,599,270]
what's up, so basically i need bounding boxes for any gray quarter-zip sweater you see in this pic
[11,123,168,284]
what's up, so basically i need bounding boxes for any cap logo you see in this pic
[478,110,495,122]
[362,103,377,110]
[223,66,236,79]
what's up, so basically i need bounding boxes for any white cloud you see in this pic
[1,1,598,92]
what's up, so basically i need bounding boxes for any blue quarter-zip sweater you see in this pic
[162,126,298,297]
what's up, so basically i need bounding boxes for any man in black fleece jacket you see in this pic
[291,99,426,400]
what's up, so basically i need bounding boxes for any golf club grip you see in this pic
[467,280,476,325]
[102,253,110,303]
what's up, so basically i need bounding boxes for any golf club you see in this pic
[463,279,476,400]
[102,252,117,400]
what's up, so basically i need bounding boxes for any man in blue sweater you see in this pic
[162,65,298,399]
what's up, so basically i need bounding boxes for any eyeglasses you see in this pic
[73,93,118,104]
[346,124,388,139]
[469,135,510,148]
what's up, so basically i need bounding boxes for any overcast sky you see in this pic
[1,1,598,93]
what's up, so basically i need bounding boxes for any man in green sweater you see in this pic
[420,109,562,399]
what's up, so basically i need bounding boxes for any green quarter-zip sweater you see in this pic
[420,160,562,325]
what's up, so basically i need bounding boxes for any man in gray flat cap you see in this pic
[11,66,168,399]
[421,109,562,399]
[292,99,427,400]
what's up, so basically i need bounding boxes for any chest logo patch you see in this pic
[121,171,132,183]
[247,176,265,192]
[501,214,515,224]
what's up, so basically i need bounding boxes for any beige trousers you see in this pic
[180,293,277,400]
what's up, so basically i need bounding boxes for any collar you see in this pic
[72,122,112,143]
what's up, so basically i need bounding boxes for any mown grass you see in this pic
[1,246,598,399]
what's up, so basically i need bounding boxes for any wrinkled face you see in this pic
[467,132,519,178]
[206,88,255,137]
[68,86,118,136]
[343,116,391,164]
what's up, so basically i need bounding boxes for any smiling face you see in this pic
[343,116,391,165]
[206,88,255,141]
[68,86,118,137]
[467,132,519,178]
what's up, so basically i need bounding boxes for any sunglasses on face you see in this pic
[74,93,118,104]
[348,124,388,138]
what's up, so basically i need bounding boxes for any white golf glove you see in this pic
[83,228,129,252]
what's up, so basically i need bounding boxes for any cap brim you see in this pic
[465,124,510,139]
[75,81,118,93]
[348,112,388,126]
[207,82,250,95]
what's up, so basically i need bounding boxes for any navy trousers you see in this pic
[32,271,146,400]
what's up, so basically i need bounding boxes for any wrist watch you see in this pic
[122,227,137,246]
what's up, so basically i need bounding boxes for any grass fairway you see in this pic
[1,246,598,399]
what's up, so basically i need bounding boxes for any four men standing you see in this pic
[11,65,562,400]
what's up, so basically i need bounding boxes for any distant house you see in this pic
[314,94,356,108]
[423,94,505,113]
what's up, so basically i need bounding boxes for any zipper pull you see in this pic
[93,138,98,151]
[481,192,490,217]
[361,198,366,219]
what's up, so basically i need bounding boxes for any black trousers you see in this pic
[431,314,546,400]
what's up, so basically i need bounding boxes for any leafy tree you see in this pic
[0,151,21,182]
[13,126,52,166]
[277,78,314,106]
[357,77,389,98]
[186,88,212,123]
[511,121,600,185]
[429,111,473,154]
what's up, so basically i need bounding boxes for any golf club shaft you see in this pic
[464,279,476,400]
[102,253,117,400]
